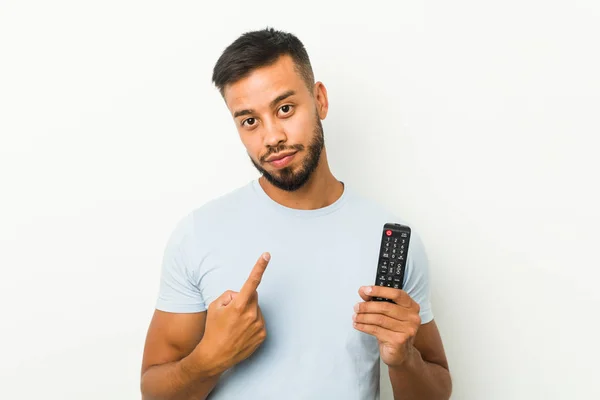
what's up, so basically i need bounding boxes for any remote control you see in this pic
[373,223,411,302]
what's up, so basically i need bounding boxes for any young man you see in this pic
[140,28,452,399]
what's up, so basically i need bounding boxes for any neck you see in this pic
[258,151,344,210]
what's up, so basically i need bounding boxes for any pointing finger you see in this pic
[238,252,271,303]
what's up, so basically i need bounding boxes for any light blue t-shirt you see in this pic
[155,179,433,399]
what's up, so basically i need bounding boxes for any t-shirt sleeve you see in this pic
[155,212,207,313]
[403,229,434,324]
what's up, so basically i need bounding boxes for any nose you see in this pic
[262,119,287,148]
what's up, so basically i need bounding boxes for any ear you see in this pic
[313,81,329,120]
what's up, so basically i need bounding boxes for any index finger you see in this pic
[366,285,414,308]
[238,252,271,302]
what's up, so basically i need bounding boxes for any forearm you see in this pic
[141,344,224,400]
[388,346,452,400]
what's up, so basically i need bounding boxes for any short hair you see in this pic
[212,27,315,96]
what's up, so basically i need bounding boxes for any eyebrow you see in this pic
[233,90,296,119]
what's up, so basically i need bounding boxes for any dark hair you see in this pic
[212,27,315,96]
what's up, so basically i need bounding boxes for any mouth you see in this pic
[265,151,297,168]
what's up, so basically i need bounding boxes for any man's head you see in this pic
[212,28,329,192]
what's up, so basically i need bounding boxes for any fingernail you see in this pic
[352,313,357,321]
[354,303,359,312]
[364,286,372,294]
[262,252,270,261]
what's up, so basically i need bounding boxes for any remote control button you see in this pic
[386,230,392,236]
[393,283,400,289]
[383,253,389,258]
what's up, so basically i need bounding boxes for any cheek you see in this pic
[239,134,264,159]
[283,114,313,141]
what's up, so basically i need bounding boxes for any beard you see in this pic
[249,115,325,192]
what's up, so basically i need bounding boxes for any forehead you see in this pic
[223,55,308,113]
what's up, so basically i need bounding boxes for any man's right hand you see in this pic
[191,252,271,374]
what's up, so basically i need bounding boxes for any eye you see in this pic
[278,104,294,116]
[242,117,256,127]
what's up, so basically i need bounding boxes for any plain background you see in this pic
[1,1,599,399]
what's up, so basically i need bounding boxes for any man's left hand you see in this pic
[353,285,421,368]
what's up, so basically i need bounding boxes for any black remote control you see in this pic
[373,223,411,302]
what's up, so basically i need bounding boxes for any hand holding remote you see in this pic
[353,285,421,368]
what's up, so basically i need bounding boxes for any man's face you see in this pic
[223,55,328,192]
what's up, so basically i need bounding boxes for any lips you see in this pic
[267,152,297,168]
[265,151,297,163]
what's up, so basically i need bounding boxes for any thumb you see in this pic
[215,290,238,307]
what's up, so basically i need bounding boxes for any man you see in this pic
[140,28,452,399]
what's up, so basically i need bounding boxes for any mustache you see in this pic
[260,144,305,163]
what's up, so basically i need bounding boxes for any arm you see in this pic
[141,253,272,400]
[353,286,452,400]
[140,310,228,400]
[388,319,452,400]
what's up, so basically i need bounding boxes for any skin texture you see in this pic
[140,53,452,399]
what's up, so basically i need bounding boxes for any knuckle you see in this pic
[250,276,261,286]
[407,326,418,337]
[258,330,267,342]
[247,308,258,320]
[413,314,422,326]
[255,322,267,339]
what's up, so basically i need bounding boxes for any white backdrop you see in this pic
[1,1,599,399]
